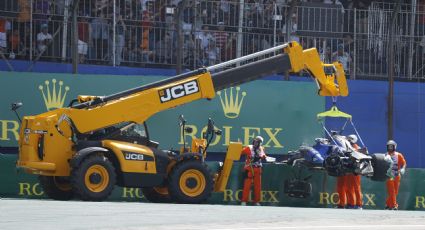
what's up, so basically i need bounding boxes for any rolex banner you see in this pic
[1,154,424,210]
[0,71,324,153]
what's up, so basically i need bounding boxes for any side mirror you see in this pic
[184,127,193,134]
[11,102,23,123]
[215,129,222,136]
[178,114,186,127]
[11,102,23,111]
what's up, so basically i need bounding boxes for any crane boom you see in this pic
[65,42,347,134]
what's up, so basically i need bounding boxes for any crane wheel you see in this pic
[39,176,74,200]
[71,154,116,201]
[142,186,172,203]
[168,160,213,203]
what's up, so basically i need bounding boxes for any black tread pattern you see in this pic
[371,153,391,181]
[142,187,172,203]
[168,160,213,204]
[71,154,116,201]
[39,176,74,200]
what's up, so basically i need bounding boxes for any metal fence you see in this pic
[0,0,424,80]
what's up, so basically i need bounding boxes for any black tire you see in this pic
[71,154,116,201]
[370,153,391,181]
[168,160,213,204]
[142,187,172,203]
[284,179,312,198]
[39,176,73,200]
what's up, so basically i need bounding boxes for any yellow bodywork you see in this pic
[284,42,348,97]
[17,41,349,191]
[102,140,157,174]
[214,142,243,192]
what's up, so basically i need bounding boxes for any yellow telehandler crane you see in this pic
[15,41,348,203]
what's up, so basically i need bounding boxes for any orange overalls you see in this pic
[336,175,349,207]
[386,151,406,209]
[347,143,362,207]
[241,145,266,203]
[337,143,362,208]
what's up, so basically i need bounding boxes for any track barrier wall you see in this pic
[1,154,425,211]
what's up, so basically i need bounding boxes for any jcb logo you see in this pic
[124,152,144,161]
[159,80,199,103]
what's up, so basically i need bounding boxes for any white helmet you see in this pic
[253,136,264,144]
[387,140,397,149]
[347,134,358,144]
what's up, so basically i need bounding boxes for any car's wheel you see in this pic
[370,153,391,181]
[71,154,116,201]
[142,186,172,203]
[39,176,73,200]
[168,160,213,204]
[324,154,344,177]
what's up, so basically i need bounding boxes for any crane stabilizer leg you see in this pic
[214,142,243,192]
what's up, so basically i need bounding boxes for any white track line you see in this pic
[208,225,425,230]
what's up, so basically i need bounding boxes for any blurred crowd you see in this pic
[0,0,423,78]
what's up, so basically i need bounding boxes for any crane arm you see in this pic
[51,41,348,134]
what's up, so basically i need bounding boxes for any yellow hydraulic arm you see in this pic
[52,41,348,136]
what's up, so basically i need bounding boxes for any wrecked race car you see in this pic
[286,135,391,181]
[283,106,392,198]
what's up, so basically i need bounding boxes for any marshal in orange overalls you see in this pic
[386,151,406,209]
[337,138,362,208]
[241,143,267,205]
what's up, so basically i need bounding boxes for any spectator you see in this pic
[320,46,332,63]
[140,0,153,12]
[125,35,142,63]
[140,3,154,56]
[90,12,109,62]
[0,16,10,52]
[37,24,53,57]
[8,29,20,59]
[206,40,220,65]
[332,44,352,73]
[281,13,299,43]
[183,34,197,67]
[155,31,173,64]
[195,25,214,50]
[223,33,237,61]
[112,14,126,66]
[18,0,31,22]
[192,7,204,33]
[214,22,228,51]
[78,16,90,63]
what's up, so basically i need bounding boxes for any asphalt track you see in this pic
[1,199,424,230]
